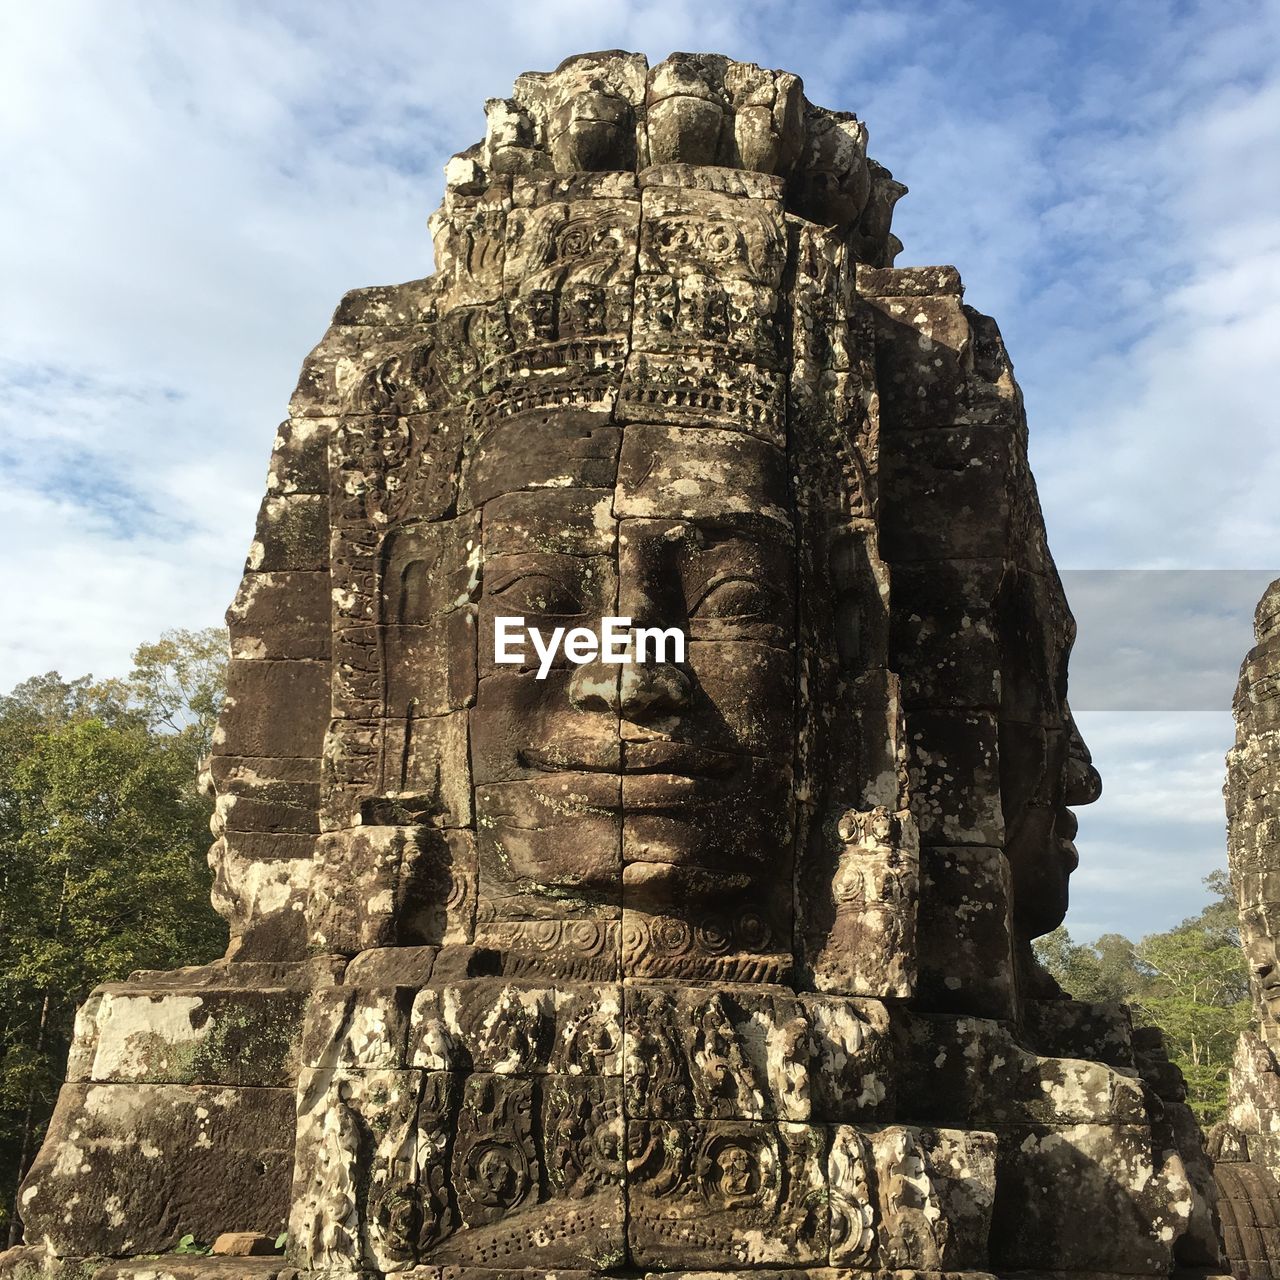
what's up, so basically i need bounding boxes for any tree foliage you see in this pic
[1035,869,1251,1125]
[0,630,229,1242]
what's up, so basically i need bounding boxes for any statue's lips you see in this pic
[1058,838,1080,873]
[622,740,740,777]
[516,741,745,812]
[1057,807,1080,872]
[519,741,739,779]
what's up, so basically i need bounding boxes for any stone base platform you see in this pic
[9,952,1210,1278]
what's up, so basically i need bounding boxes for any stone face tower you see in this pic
[1223,579,1280,1164]
[11,51,1219,1278]
[1213,578,1280,1274]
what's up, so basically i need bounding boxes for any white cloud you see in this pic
[1069,709,1233,940]
[1063,569,1275,711]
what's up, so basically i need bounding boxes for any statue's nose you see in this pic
[1064,754,1102,807]
[1064,709,1102,807]
[608,564,693,721]
[567,659,692,720]
[618,661,692,722]
[567,660,617,713]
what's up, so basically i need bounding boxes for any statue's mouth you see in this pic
[622,739,740,777]
[518,740,739,779]
[1057,807,1081,873]
[1058,837,1080,874]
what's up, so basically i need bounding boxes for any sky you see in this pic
[1,0,1277,941]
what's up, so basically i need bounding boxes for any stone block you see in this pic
[960,306,1024,427]
[90,1262,289,1280]
[265,418,331,495]
[211,756,321,840]
[300,985,416,1070]
[621,988,892,1127]
[216,659,329,760]
[408,980,622,1076]
[461,411,620,510]
[988,1122,1192,1274]
[1021,997,1135,1069]
[246,493,329,572]
[351,614,477,718]
[70,983,305,1088]
[915,845,1015,1020]
[905,709,1004,846]
[425,1072,626,1270]
[481,486,616,558]
[292,1064,625,1272]
[880,427,1020,562]
[227,570,331,662]
[828,1124,996,1270]
[614,423,790,525]
[899,1013,1146,1130]
[863,291,972,430]
[211,1232,279,1256]
[19,1083,294,1256]
[623,984,810,1121]
[638,184,787,287]
[476,553,617,679]
[207,832,313,963]
[856,263,964,297]
[289,1066,425,1273]
[307,826,476,954]
[798,806,919,1000]
[618,329,786,445]
[287,322,406,418]
[472,918,620,982]
[801,995,895,1124]
[618,893,794,986]
[473,773,621,914]
[890,559,1002,711]
[344,945,440,988]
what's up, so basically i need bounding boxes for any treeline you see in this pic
[0,630,228,1243]
[1034,869,1251,1124]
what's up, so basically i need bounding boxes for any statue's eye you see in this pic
[656,220,693,251]
[557,224,592,257]
[702,222,737,257]
[492,572,584,616]
[690,576,774,620]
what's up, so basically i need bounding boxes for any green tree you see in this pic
[0,630,229,1243]
[1131,875,1250,1123]
[1035,925,1146,1004]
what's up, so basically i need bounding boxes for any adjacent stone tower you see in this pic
[8,51,1221,1279]
[1213,578,1280,1275]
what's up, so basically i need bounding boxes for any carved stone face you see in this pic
[1002,716,1101,939]
[997,570,1102,940]
[1241,907,1280,1023]
[469,440,797,916]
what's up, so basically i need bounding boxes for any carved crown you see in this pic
[441,50,906,266]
